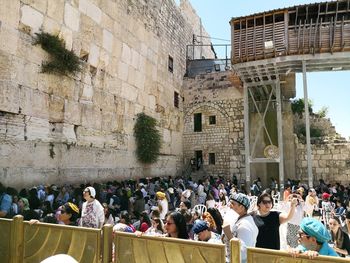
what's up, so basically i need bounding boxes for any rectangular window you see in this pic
[168,55,173,73]
[194,113,202,132]
[209,115,216,125]
[209,153,215,165]
[174,91,179,108]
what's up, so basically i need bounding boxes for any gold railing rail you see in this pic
[2,216,345,263]
[114,232,226,263]
[247,246,348,263]
[0,215,112,263]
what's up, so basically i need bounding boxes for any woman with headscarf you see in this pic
[57,202,80,226]
[329,217,350,257]
[156,191,168,220]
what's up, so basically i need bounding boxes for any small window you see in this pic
[209,153,215,165]
[194,113,202,132]
[174,91,179,108]
[209,115,216,125]
[168,55,173,73]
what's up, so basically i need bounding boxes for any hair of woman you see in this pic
[168,211,188,239]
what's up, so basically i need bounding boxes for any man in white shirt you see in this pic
[225,193,258,263]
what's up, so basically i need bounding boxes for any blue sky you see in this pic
[175,0,350,139]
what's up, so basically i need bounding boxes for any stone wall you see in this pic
[183,72,245,178]
[0,0,214,188]
[296,139,350,184]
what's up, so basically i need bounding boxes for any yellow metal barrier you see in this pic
[230,239,241,263]
[3,216,345,263]
[114,232,226,263]
[0,216,112,263]
[0,218,13,263]
[247,247,349,263]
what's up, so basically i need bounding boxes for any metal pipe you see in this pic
[243,84,251,191]
[302,60,313,188]
[275,80,285,197]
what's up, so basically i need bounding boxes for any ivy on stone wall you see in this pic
[34,32,81,75]
[134,113,161,164]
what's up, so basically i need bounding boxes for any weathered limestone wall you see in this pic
[183,72,245,178]
[293,113,350,184]
[0,0,214,188]
[296,139,350,183]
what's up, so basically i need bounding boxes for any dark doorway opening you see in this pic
[195,150,203,170]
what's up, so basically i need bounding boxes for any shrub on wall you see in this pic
[291,98,313,116]
[134,113,161,164]
[34,32,81,75]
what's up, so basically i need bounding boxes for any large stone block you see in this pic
[102,29,113,53]
[0,51,17,81]
[81,104,102,130]
[99,49,110,69]
[64,3,80,31]
[20,5,44,33]
[21,0,47,13]
[0,24,19,55]
[83,0,102,24]
[18,85,33,116]
[47,0,64,23]
[48,95,65,122]
[86,2,102,24]
[100,0,118,20]
[0,0,20,27]
[118,61,128,81]
[89,43,100,67]
[32,89,50,119]
[45,75,76,100]
[121,43,131,64]
[16,61,40,89]
[26,116,50,141]
[80,84,93,103]
[0,81,19,114]
[112,38,123,59]
[64,99,82,125]
[121,82,137,102]
[0,113,24,140]
[42,16,61,35]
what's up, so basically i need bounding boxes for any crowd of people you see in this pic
[1,176,350,262]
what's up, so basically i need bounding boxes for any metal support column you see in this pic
[243,84,251,190]
[275,80,285,196]
[302,60,313,188]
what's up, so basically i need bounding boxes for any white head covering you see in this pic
[41,254,78,263]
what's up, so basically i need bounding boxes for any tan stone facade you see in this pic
[0,0,213,188]
[183,72,245,179]
[182,71,350,186]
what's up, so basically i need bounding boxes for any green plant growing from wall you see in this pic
[291,98,313,116]
[34,32,81,75]
[134,113,161,164]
